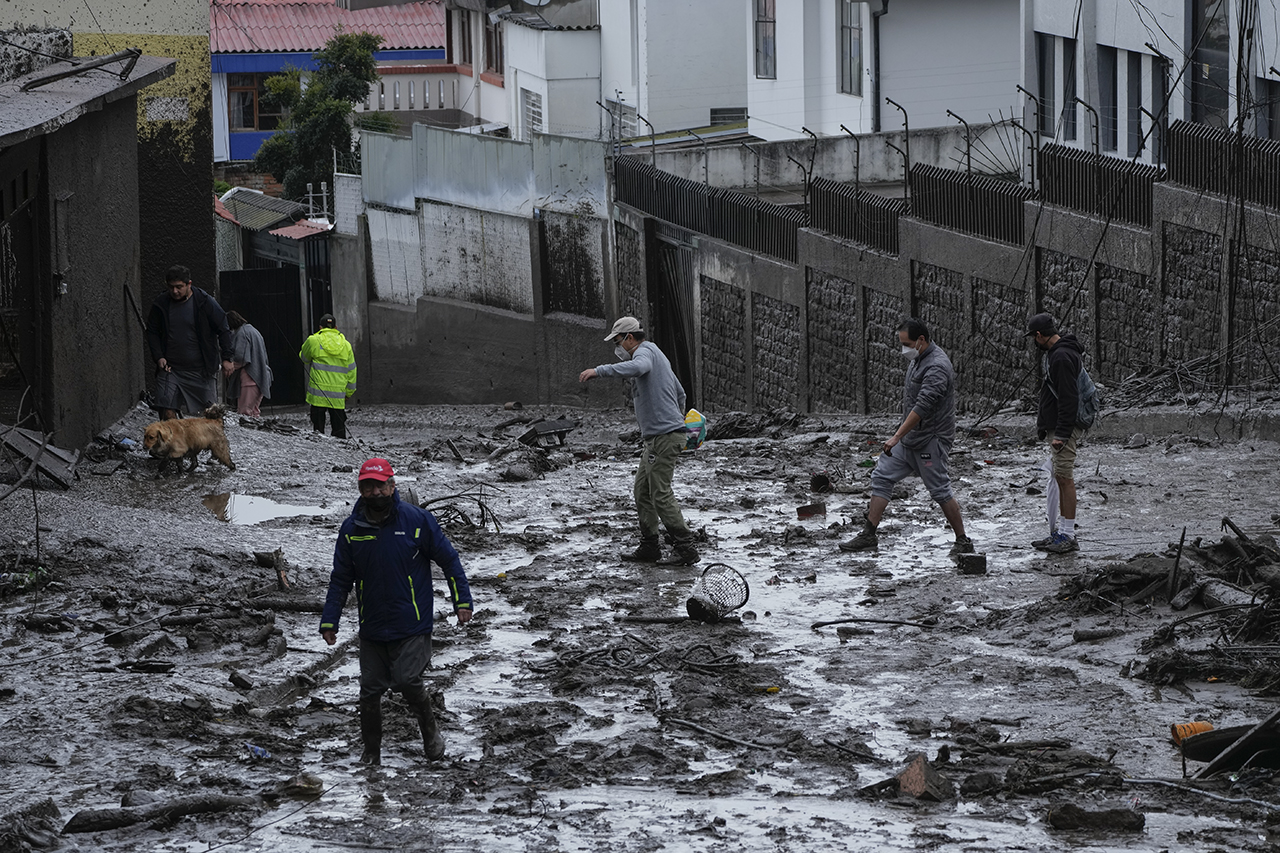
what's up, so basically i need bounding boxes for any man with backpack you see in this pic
[1027,313,1095,554]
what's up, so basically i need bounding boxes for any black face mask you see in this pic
[364,494,393,513]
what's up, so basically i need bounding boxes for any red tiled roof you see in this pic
[269,219,333,239]
[211,0,445,54]
[214,193,240,225]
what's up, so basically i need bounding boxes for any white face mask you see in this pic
[615,345,632,361]
[901,344,919,360]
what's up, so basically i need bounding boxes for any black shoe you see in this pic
[838,523,878,552]
[410,694,446,761]
[657,545,699,566]
[1031,534,1054,550]
[949,536,975,556]
[621,542,661,562]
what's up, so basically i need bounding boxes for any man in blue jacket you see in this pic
[838,318,973,556]
[321,458,473,765]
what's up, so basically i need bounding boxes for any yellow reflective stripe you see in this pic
[347,535,376,541]
[310,362,353,373]
[448,577,458,606]
[408,575,421,620]
[414,528,420,538]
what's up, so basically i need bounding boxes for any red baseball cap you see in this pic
[358,458,394,481]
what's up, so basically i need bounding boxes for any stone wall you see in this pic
[752,291,802,410]
[1097,263,1157,383]
[699,276,749,411]
[1162,223,1224,379]
[614,221,646,324]
[1230,242,1280,388]
[806,270,861,413]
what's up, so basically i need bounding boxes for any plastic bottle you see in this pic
[245,742,272,759]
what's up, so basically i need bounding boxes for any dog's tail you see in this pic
[203,403,229,421]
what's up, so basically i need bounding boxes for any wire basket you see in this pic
[686,563,750,624]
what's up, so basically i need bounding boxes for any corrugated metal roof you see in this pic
[269,219,332,239]
[211,0,445,54]
[222,187,308,231]
[500,12,597,31]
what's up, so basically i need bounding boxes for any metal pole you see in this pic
[636,112,657,168]
[839,124,860,196]
[885,97,910,178]
[802,126,819,188]
[21,48,139,90]
[1010,119,1037,186]
[1016,84,1040,134]
[686,129,710,187]
[946,110,971,174]
[885,141,908,200]
[1074,96,1102,214]
[1073,96,1100,157]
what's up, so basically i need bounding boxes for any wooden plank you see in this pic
[0,423,79,489]
[1193,705,1280,779]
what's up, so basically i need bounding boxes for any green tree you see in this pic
[254,30,390,202]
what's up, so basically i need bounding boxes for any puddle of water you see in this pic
[203,493,328,525]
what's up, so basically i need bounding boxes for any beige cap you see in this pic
[604,316,642,341]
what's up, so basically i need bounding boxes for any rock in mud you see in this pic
[896,753,953,801]
[959,771,1001,796]
[1046,802,1145,832]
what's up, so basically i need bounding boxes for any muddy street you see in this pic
[2,402,1280,852]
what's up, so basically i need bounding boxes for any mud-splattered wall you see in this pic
[73,29,213,302]
[699,276,749,411]
[419,203,535,314]
[806,270,861,413]
[541,204,604,319]
[614,221,646,323]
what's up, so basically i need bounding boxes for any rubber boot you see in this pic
[621,533,661,563]
[408,692,445,761]
[358,696,382,765]
[657,533,699,566]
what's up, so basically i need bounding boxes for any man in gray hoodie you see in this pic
[580,316,699,566]
[839,317,973,555]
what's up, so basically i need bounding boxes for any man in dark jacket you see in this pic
[1027,313,1084,554]
[320,458,474,764]
[144,265,234,420]
[839,318,973,555]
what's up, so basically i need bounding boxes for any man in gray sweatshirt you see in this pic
[580,316,699,565]
[839,317,973,556]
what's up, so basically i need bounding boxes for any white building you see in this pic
[599,0,747,137]
[1028,0,1280,163]
[747,0,1021,142]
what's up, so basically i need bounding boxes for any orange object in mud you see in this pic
[1170,721,1213,745]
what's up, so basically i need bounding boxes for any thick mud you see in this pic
[2,402,1279,852]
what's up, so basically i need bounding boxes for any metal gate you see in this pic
[651,238,696,407]
[218,267,307,405]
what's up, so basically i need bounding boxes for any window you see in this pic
[1099,46,1118,151]
[521,89,543,140]
[227,73,283,132]
[458,11,474,66]
[485,17,504,74]
[1151,56,1168,161]
[1259,78,1280,140]
[1127,51,1143,156]
[838,0,862,96]
[755,0,776,79]
[1192,0,1229,126]
[1035,33,1054,136]
[1063,37,1077,141]
[379,81,385,110]
[393,81,400,110]
[408,81,414,110]
[710,107,748,125]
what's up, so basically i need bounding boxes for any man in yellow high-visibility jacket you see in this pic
[300,314,357,438]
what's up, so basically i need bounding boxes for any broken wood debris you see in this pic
[0,422,78,491]
[63,794,258,834]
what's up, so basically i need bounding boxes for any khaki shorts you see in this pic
[1049,426,1085,480]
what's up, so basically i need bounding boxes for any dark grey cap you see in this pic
[1025,312,1056,337]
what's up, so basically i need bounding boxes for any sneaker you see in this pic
[949,536,975,556]
[838,526,878,552]
[1031,534,1055,550]
[1042,532,1079,554]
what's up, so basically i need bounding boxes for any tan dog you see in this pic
[143,405,235,473]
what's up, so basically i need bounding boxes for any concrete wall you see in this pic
[506,25,601,140]
[44,97,148,448]
[419,201,535,313]
[611,167,1280,418]
[650,123,1024,189]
